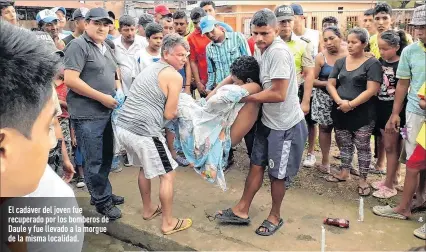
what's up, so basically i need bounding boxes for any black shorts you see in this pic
[375,100,406,132]
[298,84,317,126]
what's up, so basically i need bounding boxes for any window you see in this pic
[311,16,318,30]
[346,16,358,29]
[338,7,343,14]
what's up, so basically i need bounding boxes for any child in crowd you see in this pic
[371,30,408,199]
[137,22,163,73]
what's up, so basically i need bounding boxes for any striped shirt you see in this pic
[206,31,251,90]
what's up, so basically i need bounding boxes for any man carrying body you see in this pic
[0,0,16,25]
[214,9,308,236]
[64,7,124,220]
[62,7,89,46]
[275,5,316,168]
[116,33,192,235]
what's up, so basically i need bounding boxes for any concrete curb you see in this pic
[77,199,196,251]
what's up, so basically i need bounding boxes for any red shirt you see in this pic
[247,36,256,55]
[55,83,69,118]
[187,28,211,86]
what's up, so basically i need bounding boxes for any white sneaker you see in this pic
[76,177,86,188]
[414,224,426,240]
[303,153,316,168]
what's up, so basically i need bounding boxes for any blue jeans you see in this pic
[72,117,114,208]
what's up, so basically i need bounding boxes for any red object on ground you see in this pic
[323,218,350,228]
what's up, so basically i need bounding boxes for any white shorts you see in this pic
[405,111,425,160]
[116,127,178,179]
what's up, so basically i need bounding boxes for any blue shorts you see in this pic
[250,120,308,182]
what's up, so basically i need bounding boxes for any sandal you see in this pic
[372,205,408,220]
[358,185,372,196]
[255,219,284,236]
[216,208,250,224]
[315,165,330,174]
[350,169,360,177]
[371,180,385,190]
[143,205,162,220]
[163,218,192,235]
[325,174,347,182]
[372,186,397,199]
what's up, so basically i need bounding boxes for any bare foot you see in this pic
[258,214,280,233]
[143,205,161,220]
[393,206,412,218]
[161,218,192,234]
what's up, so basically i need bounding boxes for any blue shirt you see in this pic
[205,32,251,90]
[396,41,426,116]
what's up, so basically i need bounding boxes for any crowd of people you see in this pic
[1,0,425,243]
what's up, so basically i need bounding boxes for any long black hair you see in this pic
[380,30,408,56]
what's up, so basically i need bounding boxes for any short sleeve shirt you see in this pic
[254,37,304,131]
[285,34,315,85]
[378,59,399,101]
[64,32,117,119]
[396,41,426,117]
[329,57,383,131]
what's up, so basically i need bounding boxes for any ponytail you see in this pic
[380,30,408,56]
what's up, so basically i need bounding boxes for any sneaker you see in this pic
[123,154,131,167]
[90,194,125,206]
[111,167,123,173]
[76,177,86,188]
[175,155,189,167]
[111,156,122,173]
[96,204,122,220]
[414,224,426,240]
[303,153,316,168]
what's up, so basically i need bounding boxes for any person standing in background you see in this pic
[107,11,120,40]
[200,0,233,32]
[137,13,154,47]
[36,9,65,50]
[62,7,89,46]
[153,4,172,23]
[291,3,322,57]
[52,6,72,39]
[362,8,377,37]
[0,0,17,25]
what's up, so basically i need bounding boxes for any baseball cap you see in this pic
[154,5,171,16]
[410,4,426,26]
[71,7,89,21]
[36,9,59,24]
[51,6,66,15]
[274,5,294,21]
[290,3,304,16]
[199,15,219,34]
[85,7,113,24]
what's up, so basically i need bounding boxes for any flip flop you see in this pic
[315,165,330,174]
[372,205,408,220]
[358,185,372,196]
[370,169,387,175]
[216,208,251,224]
[143,205,162,220]
[325,175,347,182]
[371,180,385,190]
[163,218,192,235]
[372,186,397,199]
[255,219,284,236]
[350,169,360,177]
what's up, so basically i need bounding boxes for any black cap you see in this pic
[71,7,89,21]
[190,7,206,21]
[274,5,294,21]
[290,3,304,15]
[138,13,154,27]
[85,7,113,24]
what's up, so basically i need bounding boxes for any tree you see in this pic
[385,0,415,9]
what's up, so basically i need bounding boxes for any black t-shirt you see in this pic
[378,58,399,102]
[329,57,383,131]
[62,34,76,46]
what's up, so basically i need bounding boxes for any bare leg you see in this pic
[138,167,157,219]
[382,130,402,189]
[77,165,84,178]
[319,125,332,167]
[230,102,259,146]
[159,171,191,233]
[307,124,318,154]
[394,168,420,217]
[375,135,386,170]
[268,176,286,224]
[226,164,265,219]
[165,129,178,159]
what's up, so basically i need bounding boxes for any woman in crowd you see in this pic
[371,30,408,199]
[311,26,347,174]
[325,28,382,196]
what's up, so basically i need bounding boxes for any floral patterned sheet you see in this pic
[175,85,249,191]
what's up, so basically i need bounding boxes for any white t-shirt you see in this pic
[295,28,320,57]
[1,165,84,252]
[137,48,161,74]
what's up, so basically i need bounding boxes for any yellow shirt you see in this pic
[369,32,414,59]
[284,33,315,85]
